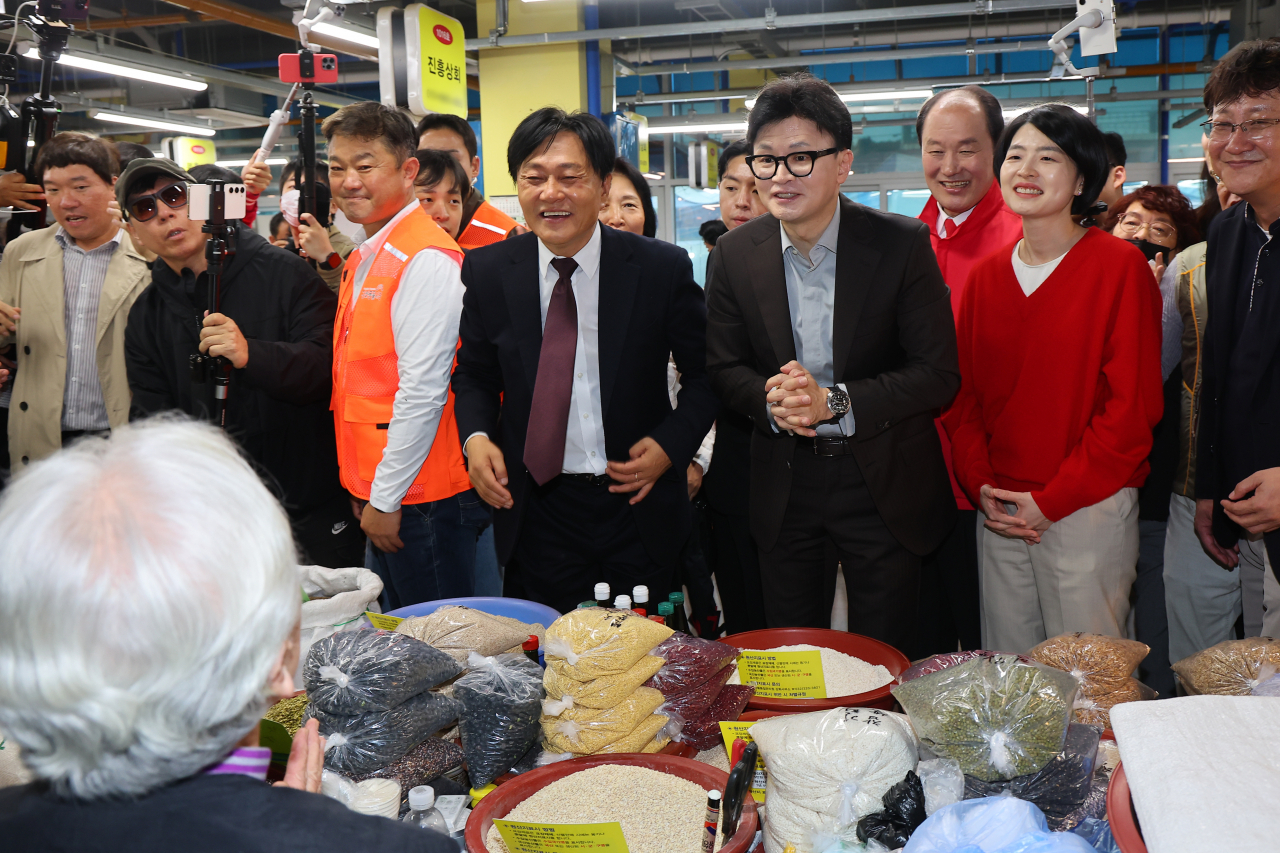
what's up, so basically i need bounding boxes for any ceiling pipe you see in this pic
[465,0,1069,50]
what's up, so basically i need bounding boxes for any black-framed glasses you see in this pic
[128,182,188,222]
[745,148,840,180]
[1199,118,1280,142]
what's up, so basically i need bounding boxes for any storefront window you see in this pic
[674,186,722,286]
[886,189,931,218]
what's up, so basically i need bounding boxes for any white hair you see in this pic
[0,417,301,799]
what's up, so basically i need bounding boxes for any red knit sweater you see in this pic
[942,227,1164,522]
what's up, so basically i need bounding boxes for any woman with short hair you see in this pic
[944,104,1165,653]
[599,156,656,237]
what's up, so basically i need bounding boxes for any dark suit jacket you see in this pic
[1196,201,1280,559]
[452,224,719,566]
[705,196,959,555]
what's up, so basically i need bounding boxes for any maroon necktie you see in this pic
[524,257,579,485]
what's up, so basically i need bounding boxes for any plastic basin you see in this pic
[464,753,759,853]
[386,596,561,627]
[1107,763,1147,853]
[721,627,910,713]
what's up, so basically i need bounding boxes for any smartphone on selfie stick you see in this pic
[187,180,246,429]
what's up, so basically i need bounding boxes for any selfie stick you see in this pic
[191,179,238,429]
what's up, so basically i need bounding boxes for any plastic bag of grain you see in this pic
[644,633,739,695]
[1071,679,1157,729]
[1171,637,1280,695]
[750,707,918,853]
[308,690,462,776]
[541,687,666,754]
[544,607,673,680]
[305,627,462,715]
[1030,633,1153,726]
[349,736,464,793]
[456,652,545,787]
[890,655,1076,783]
[595,712,672,754]
[660,662,735,723]
[543,654,666,709]
[679,684,756,750]
[395,606,535,664]
[962,723,1101,831]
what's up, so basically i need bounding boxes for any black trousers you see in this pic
[706,508,768,635]
[292,491,368,570]
[505,474,675,615]
[758,450,920,653]
[910,508,982,659]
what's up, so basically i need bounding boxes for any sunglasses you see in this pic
[128,182,188,222]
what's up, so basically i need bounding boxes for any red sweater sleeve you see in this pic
[1032,248,1164,521]
[243,192,259,227]
[942,263,998,506]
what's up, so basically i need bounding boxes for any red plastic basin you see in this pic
[465,753,759,853]
[1107,763,1147,853]
[721,628,910,713]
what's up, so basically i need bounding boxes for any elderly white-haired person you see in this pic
[0,419,453,852]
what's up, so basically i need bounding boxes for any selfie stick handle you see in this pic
[255,82,299,164]
[203,179,234,429]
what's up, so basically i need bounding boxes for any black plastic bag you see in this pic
[963,724,1102,826]
[309,689,462,776]
[456,652,545,787]
[856,770,926,847]
[305,627,462,715]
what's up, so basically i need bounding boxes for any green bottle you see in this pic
[667,592,690,634]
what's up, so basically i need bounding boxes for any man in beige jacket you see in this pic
[0,132,150,472]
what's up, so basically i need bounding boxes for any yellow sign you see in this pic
[494,820,630,852]
[736,650,827,699]
[706,142,719,190]
[364,611,405,631]
[718,722,767,802]
[407,3,467,118]
[165,136,217,171]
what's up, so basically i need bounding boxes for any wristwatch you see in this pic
[826,386,851,418]
[320,251,343,271]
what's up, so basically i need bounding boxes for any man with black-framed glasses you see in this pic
[705,73,959,647]
[120,158,363,569]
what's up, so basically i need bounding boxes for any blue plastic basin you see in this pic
[385,596,561,627]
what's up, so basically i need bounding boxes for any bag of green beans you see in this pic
[891,655,1077,783]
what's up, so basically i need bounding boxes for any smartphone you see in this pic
[278,52,339,85]
[188,183,248,222]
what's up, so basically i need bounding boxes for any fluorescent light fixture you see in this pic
[746,89,932,109]
[647,121,747,135]
[1168,156,1205,163]
[642,173,664,181]
[311,21,380,49]
[22,48,207,91]
[93,110,216,137]
[216,158,289,167]
[1001,104,1089,120]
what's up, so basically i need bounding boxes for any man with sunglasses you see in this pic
[120,158,362,569]
[705,73,959,647]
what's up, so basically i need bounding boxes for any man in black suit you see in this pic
[705,73,959,649]
[452,108,718,615]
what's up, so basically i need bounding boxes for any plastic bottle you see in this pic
[404,785,449,832]
[632,585,649,617]
[657,601,675,627]
[594,582,611,609]
[522,634,540,664]
[649,614,666,625]
[667,592,690,634]
[614,594,632,611]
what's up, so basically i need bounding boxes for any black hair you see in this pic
[507,107,616,183]
[915,86,1005,146]
[746,73,853,151]
[416,113,477,160]
[187,164,242,185]
[279,157,330,193]
[1204,36,1280,111]
[114,141,154,172]
[34,132,119,185]
[718,138,752,181]
[269,211,288,236]
[322,101,417,166]
[610,156,656,238]
[1102,131,1127,168]
[994,104,1110,218]
[699,218,728,246]
[414,148,472,203]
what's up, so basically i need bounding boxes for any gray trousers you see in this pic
[1238,535,1280,639]
[980,488,1139,654]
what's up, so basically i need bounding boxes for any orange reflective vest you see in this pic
[332,207,471,505]
[457,199,519,252]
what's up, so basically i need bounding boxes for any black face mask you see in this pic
[1126,238,1168,262]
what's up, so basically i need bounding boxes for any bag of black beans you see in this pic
[305,627,462,714]
[309,689,462,776]
[455,652,545,787]
[962,723,1102,828]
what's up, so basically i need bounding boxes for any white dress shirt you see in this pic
[349,199,465,512]
[936,203,976,239]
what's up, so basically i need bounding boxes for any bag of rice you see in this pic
[750,707,919,853]
[541,687,666,754]
[308,690,462,776]
[644,633,738,695]
[304,627,462,715]
[395,605,536,664]
[595,712,672,754]
[543,654,666,709]
[1171,637,1280,695]
[890,655,1076,783]
[544,608,673,680]
[455,652,545,787]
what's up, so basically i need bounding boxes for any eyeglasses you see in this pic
[128,182,188,222]
[745,148,840,180]
[1199,118,1280,142]
[1116,213,1176,243]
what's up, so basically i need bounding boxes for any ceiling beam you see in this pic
[83,13,215,30]
[155,0,377,58]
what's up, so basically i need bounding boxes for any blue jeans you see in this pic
[366,489,492,612]
[473,525,504,597]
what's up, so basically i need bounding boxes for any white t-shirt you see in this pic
[1010,240,1069,297]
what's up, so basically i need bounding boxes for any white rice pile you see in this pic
[727,644,892,697]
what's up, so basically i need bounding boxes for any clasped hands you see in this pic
[979,484,1051,544]
[765,360,834,438]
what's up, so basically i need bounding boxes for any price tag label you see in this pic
[494,820,630,852]
[364,611,404,631]
[719,722,767,802]
[736,649,826,699]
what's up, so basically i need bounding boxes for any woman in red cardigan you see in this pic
[943,105,1164,653]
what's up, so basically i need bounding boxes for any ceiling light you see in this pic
[216,158,289,168]
[310,21,380,49]
[745,89,933,109]
[22,48,207,91]
[1001,104,1089,119]
[1167,157,1205,163]
[93,110,216,137]
[647,121,747,135]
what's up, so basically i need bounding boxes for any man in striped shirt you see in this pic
[0,132,150,473]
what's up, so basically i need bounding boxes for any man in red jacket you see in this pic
[913,86,1023,658]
